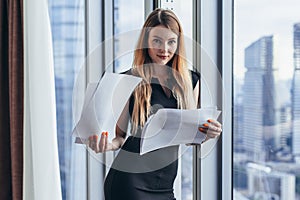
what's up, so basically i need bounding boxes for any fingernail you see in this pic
[207,119,212,123]
[199,127,205,132]
[102,132,106,136]
[203,123,209,127]
[93,135,98,140]
[105,132,108,136]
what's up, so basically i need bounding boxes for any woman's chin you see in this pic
[154,60,168,65]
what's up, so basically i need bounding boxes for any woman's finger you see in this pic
[199,120,222,141]
[88,135,96,150]
[103,132,108,151]
[206,130,220,138]
[88,136,93,149]
[92,135,99,153]
[207,119,222,128]
[99,132,106,152]
[90,135,100,152]
[210,125,222,133]
[202,121,222,133]
[198,127,208,133]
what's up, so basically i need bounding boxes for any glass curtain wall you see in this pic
[233,1,300,199]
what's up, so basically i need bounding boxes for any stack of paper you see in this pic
[72,72,142,143]
[72,71,221,155]
[140,108,221,155]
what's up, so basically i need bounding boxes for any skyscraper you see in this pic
[233,77,244,153]
[291,23,300,163]
[243,36,279,162]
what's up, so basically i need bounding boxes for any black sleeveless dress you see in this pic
[104,70,199,200]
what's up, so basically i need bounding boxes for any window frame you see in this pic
[198,0,224,199]
[85,0,107,199]
[221,0,233,199]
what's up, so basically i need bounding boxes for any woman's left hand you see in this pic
[198,119,222,140]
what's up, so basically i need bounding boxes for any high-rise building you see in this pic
[292,23,300,163]
[279,105,292,148]
[233,98,244,152]
[243,36,279,162]
[48,1,85,199]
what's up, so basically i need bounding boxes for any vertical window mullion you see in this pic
[222,0,233,199]
[199,0,223,199]
[84,2,89,200]
[192,0,201,199]
[86,0,106,199]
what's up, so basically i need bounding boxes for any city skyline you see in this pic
[235,0,300,80]
[233,17,300,200]
[236,22,300,162]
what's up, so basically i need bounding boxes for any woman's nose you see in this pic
[159,42,169,52]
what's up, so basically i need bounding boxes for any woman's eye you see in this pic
[168,40,177,45]
[153,39,161,44]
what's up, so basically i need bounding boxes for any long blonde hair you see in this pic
[131,8,196,134]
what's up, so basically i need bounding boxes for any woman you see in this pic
[88,8,222,200]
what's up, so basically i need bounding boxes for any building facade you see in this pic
[243,36,279,162]
[292,23,300,163]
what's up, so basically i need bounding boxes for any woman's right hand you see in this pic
[88,132,113,153]
[88,132,125,153]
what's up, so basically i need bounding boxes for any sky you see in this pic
[234,0,300,80]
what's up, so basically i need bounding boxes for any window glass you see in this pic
[159,1,193,199]
[48,0,87,199]
[233,1,300,199]
[113,1,194,199]
[113,0,144,73]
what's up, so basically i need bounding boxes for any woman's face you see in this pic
[148,25,178,65]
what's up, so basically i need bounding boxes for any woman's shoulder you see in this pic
[120,68,133,75]
[120,68,142,79]
[189,69,200,89]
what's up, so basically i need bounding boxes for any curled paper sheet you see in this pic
[140,108,221,155]
[72,72,142,143]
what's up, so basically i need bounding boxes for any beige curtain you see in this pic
[23,0,62,199]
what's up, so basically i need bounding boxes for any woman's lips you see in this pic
[157,55,168,59]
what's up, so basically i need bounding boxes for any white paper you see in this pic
[72,72,142,143]
[140,108,221,155]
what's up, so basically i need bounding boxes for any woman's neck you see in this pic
[152,64,170,79]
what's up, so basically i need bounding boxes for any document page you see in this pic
[72,72,142,143]
[140,108,221,155]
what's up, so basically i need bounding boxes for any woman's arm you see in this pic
[112,100,130,149]
[88,100,130,153]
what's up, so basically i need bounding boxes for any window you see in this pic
[159,1,194,199]
[48,0,87,199]
[48,1,225,199]
[113,0,144,73]
[113,1,196,199]
[114,1,198,199]
[233,1,300,199]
